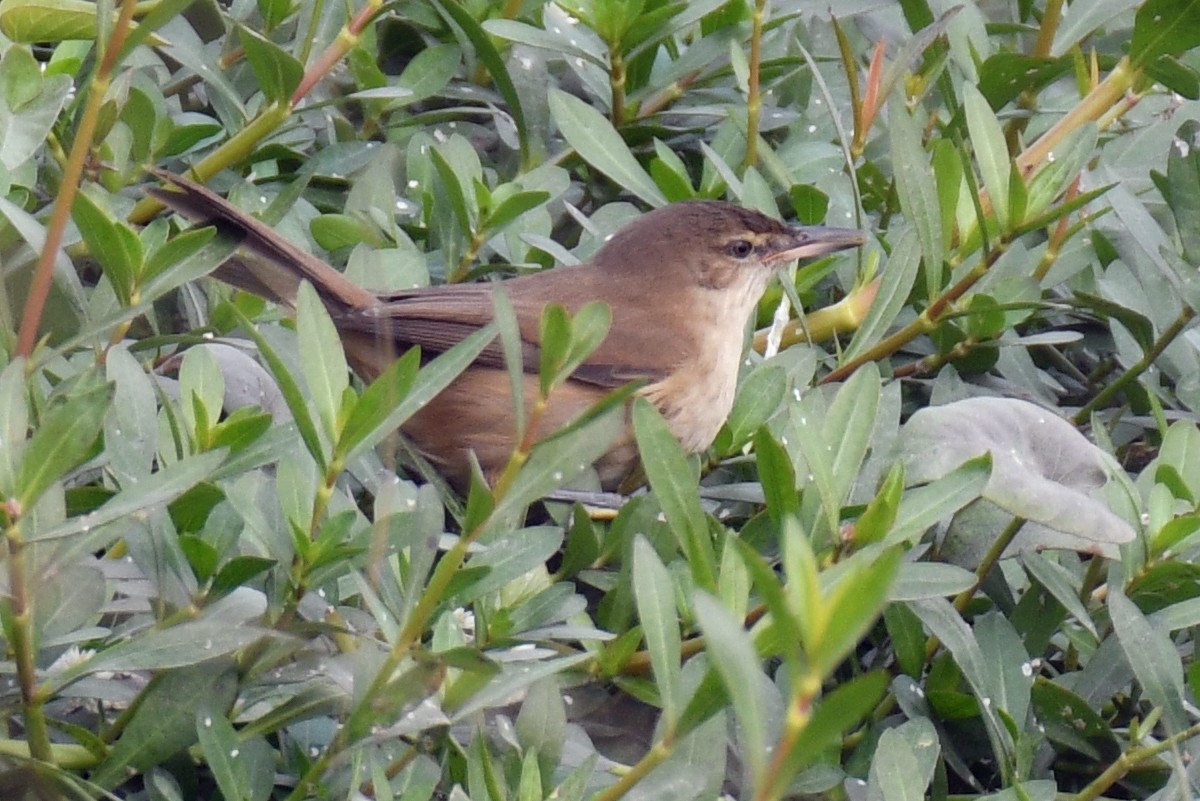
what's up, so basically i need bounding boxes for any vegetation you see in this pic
[2,0,1199,798]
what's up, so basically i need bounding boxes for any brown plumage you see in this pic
[148,170,865,489]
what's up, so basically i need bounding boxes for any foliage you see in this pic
[3,0,1200,799]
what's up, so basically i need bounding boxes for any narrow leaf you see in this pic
[549,89,666,207]
[632,536,682,727]
[634,398,717,592]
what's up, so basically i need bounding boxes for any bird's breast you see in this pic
[639,323,744,452]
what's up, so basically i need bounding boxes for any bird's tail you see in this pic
[145,168,378,312]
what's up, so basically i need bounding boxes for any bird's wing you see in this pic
[336,284,665,389]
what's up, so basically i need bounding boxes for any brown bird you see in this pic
[148,171,865,490]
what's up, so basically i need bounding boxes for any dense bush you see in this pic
[2,0,1200,798]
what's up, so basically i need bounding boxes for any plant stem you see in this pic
[743,0,766,169]
[589,740,674,801]
[609,45,627,127]
[16,0,139,357]
[1072,305,1197,425]
[821,242,1007,384]
[4,519,52,762]
[1075,718,1200,801]
[954,517,1026,614]
[756,672,820,801]
[922,517,1026,663]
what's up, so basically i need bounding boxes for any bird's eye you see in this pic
[728,239,754,258]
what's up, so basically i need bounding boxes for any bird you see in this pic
[147,170,866,490]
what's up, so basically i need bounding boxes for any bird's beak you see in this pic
[767,226,868,263]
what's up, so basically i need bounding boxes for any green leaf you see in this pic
[978,53,1073,110]
[549,89,667,207]
[211,555,276,594]
[788,183,829,225]
[195,707,250,801]
[632,535,682,727]
[297,282,350,441]
[369,324,500,471]
[1145,53,1200,99]
[483,19,607,66]
[237,25,302,102]
[491,283,528,439]
[1130,0,1200,65]
[38,451,226,543]
[516,677,567,770]
[768,671,888,792]
[1072,291,1155,352]
[538,304,572,397]
[18,382,110,508]
[115,0,194,62]
[451,526,562,606]
[432,0,529,165]
[54,621,269,690]
[853,463,904,546]
[868,723,929,801]
[963,82,1011,230]
[634,398,717,592]
[754,426,799,523]
[884,603,927,679]
[1030,680,1119,759]
[72,189,143,305]
[257,0,292,28]
[0,360,27,498]
[489,395,627,524]
[309,213,366,251]
[674,665,730,738]
[932,138,961,254]
[483,189,550,233]
[1167,119,1200,265]
[337,347,419,463]
[1025,123,1098,221]
[430,145,477,235]
[544,300,611,392]
[179,534,219,582]
[143,226,216,284]
[890,103,943,296]
[1110,589,1187,731]
[814,547,901,674]
[886,453,990,545]
[693,592,767,789]
[721,365,785,452]
[1021,552,1098,637]
[228,303,328,472]
[651,138,697,201]
[888,562,975,601]
[845,230,921,360]
[734,535,803,657]
[91,660,238,789]
[825,361,881,501]
[178,344,224,447]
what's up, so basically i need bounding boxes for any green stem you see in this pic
[756,671,821,801]
[0,737,95,769]
[921,517,1026,663]
[16,0,141,357]
[609,46,627,127]
[589,740,675,801]
[954,517,1026,614]
[743,0,766,169]
[130,101,293,223]
[1075,718,1200,801]
[821,242,1007,384]
[1072,305,1196,425]
[4,520,52,762]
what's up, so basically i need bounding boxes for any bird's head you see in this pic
[592,201,866,304]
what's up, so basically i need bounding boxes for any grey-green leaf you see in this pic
[549,89,666,207]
